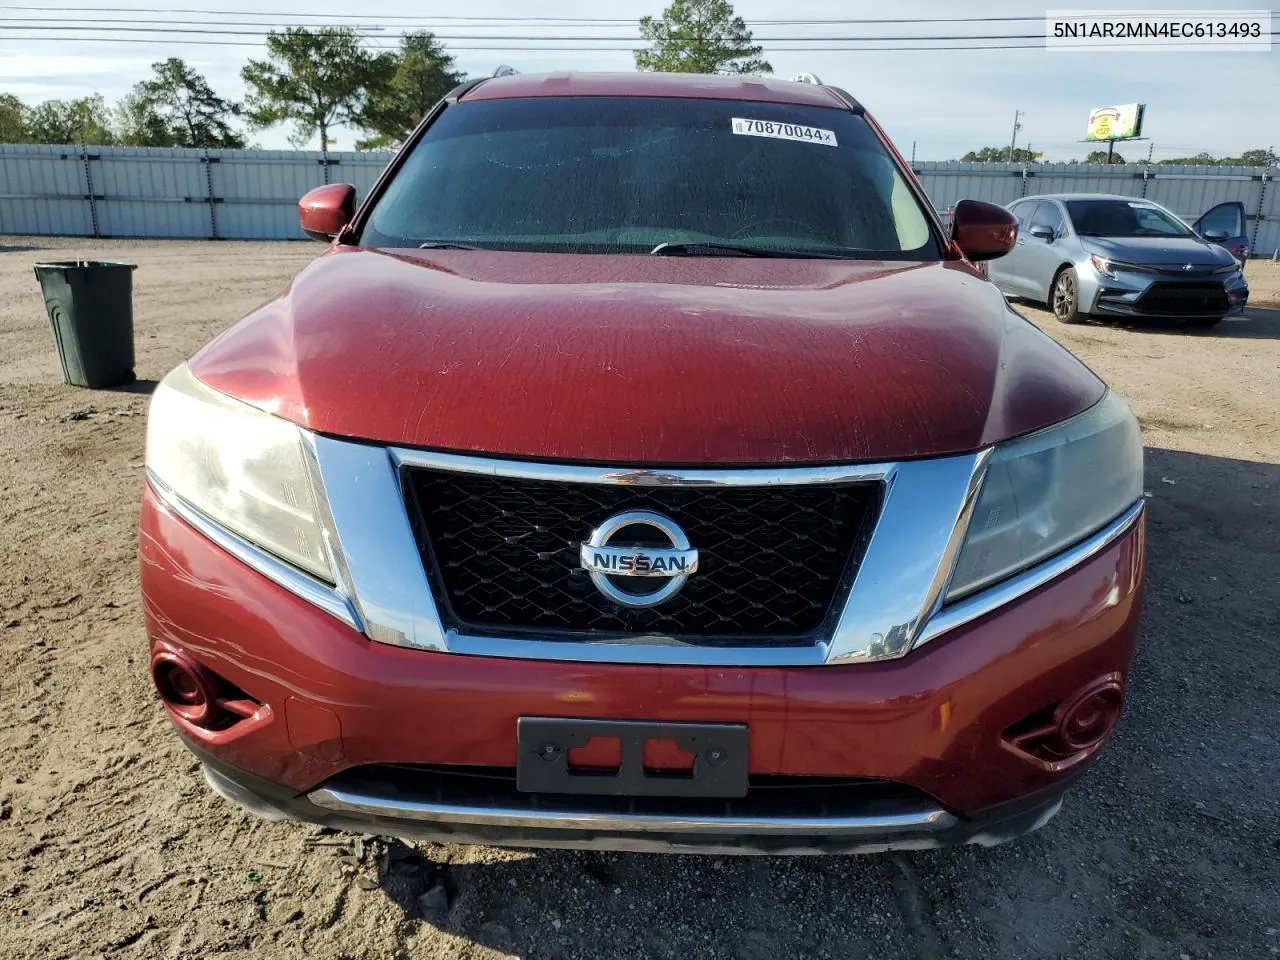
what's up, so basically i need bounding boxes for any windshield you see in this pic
[361,96,939,259]
[1065,199,1193,238]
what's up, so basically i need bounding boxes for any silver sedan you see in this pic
[986,194,1249,327]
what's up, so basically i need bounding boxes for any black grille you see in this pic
[1136,281,1228,315]
[405,468,879,642]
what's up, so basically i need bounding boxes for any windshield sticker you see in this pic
[731,118,838,147]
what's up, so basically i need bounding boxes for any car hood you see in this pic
[1079,234,1235,267]
[189,247,1104,465]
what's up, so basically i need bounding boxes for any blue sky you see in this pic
[0,0,1275,159]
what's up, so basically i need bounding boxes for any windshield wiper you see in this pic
[649,241,848,259]
[650,241,769,257]
[417,241,482,250]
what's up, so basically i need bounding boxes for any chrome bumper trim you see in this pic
[201,761,1064,855]
[307,785,956,837]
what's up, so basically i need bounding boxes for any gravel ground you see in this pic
[0,237,1277,960]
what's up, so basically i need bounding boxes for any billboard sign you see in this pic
[1085,103,1146,142]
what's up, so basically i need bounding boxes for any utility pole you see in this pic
[911,140,916,164]
[1007,110,1024,163]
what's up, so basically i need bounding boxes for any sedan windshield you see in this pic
[1065,199,1193,238]
[361,96,939,259]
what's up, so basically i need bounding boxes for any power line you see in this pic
[4,17,1275,43]
[2,18,1273,50]
[0,16,400,29]
[3,32,1273,51]
[0,9,1118,22]
[7,7,1277,21]
[0,16,1089,33]
[36,23,1278,42]
[0,7,642,20]
[3,30,1273,48]
[0,25,1078,40]
[0,34,1088,51]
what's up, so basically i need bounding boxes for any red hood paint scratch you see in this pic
[189,247,1104,464]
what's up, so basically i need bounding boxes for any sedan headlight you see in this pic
[1089,255,1154,280]
[146,364,334,582]
[946,391,1142,601]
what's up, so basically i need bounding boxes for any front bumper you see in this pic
[196,744,1072,855]
[1078,262,1249,318]
[140,482,1145,853]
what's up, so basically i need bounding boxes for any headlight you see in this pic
[1214,261,1242,274]
[146,364,334,582]
[1089,255,1119,278]
[946,391,1142,601]
[1089,255,1153,279]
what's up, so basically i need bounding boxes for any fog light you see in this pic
[1056,680,1123,751]
[1002,674,1124,771]
[168,667,200,702]
[151,649,217,725]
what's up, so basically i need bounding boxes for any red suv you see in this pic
[141,72,1145,855]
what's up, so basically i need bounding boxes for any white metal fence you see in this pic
[1,144,1277,254]
[0,144,392,240]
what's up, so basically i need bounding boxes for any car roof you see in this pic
[461,71,853,110]
[1026,194,1162,204]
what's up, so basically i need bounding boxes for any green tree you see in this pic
[117,92,175,147]
[1085,149,1125,164]
[1159,152,1218,165]
[960,146,1037,163]
[635,0,771,75]
[1228,148,1277,166]
[118,58,244,148]
[242,27,392,150]
[24,95,114,144]
[356,32,464,150]
[0,93,28,142]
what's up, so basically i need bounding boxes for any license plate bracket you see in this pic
[516,718,749,798]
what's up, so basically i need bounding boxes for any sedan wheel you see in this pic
[1052,268,1081,324]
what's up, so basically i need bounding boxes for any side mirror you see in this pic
[1202,229,1228,242]
[951,199,1018,262]
[298,183,356,242]
[1029,225,1055,242]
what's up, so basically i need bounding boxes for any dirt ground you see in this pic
[0,237,1277,960]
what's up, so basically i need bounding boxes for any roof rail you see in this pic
[443,76,490,103]
[493,65,519,77]
[791,73,823,85]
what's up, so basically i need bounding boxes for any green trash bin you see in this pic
[33,260,137,388]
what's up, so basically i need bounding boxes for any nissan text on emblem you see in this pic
[579,510,699,608]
